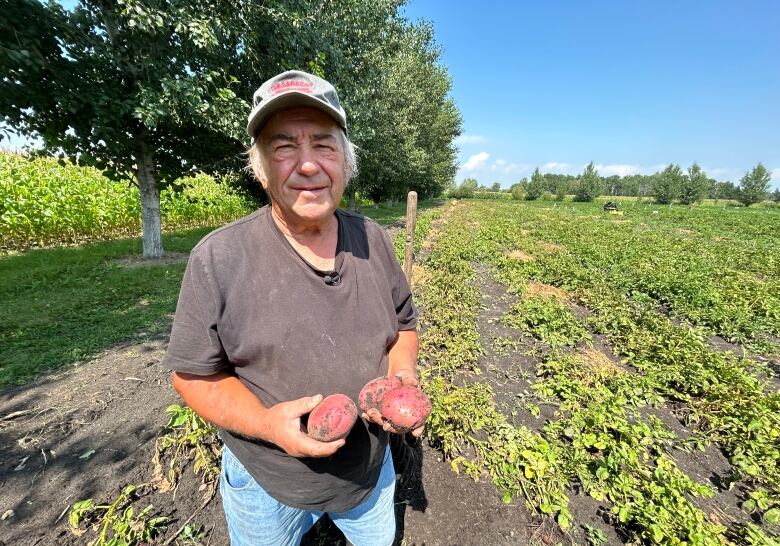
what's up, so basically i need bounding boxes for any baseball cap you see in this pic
[246,70,347,139]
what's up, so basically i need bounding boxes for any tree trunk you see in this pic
[348,189,356,211]
[135,139,163,258]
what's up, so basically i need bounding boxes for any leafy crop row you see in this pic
[1,152,255,250]
[418,200,780,544]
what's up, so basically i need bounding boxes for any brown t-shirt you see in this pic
[163,206,418,511]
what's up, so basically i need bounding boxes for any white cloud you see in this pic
[462,151,490,171]
[541,162,570,173]
[708,167,736,177]
[504,163,529,174]
[770,168,780,181]
[490,159,507,171]
[454,134,487,145]
[487,158,529,174]
[594,164,641,177]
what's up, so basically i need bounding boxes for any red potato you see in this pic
[307,394,358,442]
[358,376,403,413]
[380,386,431,432]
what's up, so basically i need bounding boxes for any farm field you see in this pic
[415,200,780,545]
[1,199,779,545]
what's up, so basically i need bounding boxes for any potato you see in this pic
[307,394,358,442]
[358,376,402,413]
[380,386,431,432]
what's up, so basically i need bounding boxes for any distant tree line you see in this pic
[452,162,777,207]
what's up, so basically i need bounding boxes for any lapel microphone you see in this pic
[323,272,341,286]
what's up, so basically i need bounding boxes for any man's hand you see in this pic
[172,372,344,458]
[263,395,346,458]
[361,370,425,438]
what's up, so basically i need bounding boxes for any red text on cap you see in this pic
[270,80,314,96]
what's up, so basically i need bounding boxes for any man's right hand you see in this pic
[172,372,344,458]
[263,395,346,458]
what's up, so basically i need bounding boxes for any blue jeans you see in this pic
[219,444,396,546]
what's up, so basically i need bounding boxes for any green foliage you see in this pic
[177,524,207,545]
[503,295,590,347]
[510,182,527,200]
[328,13,462,202]
[526,168,545,201]
[743,489,780,525]
[574,162,601,202]
[1,0,247,181]
[652,164,684,204]
[680,163,710,205]
[418,200,780,543]
[449,177,478,198]
[1,0,462,253]
[469,191,512,201]
[584,524,607,545]
[153,405,221,500]
[738,163,771,206]
[0,152,255,251]
[69,485,167,546]
[772,189,780,203]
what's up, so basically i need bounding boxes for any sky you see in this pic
[4,1,779,190]
[402,1,780,189]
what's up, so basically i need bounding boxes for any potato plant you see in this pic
[412,200,780,545]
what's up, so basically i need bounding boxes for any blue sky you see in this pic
[5,1,779,190]
[403,1,780,189]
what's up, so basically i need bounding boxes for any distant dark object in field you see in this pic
[603,201,619,212]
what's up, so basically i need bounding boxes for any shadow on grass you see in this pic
[0,226,217,388]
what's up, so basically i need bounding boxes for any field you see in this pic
[1,199,779,545]
[415,199,780,545]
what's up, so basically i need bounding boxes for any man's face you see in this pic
[258,107,347,229]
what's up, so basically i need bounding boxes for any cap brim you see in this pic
[246,92,347,139]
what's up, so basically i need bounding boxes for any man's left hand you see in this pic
[361,370,425,438]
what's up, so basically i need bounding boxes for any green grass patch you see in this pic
[350,198,446,226]
[0,227,212,387]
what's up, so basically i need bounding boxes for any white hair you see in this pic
[248,130,358,185]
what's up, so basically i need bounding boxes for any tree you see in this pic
[652,164,684,205]
[490,181,501,192]
[772,189,780,203]
[574,162,601,202]
[737,163,771,206]
[680,162,709,205]
[449,177,477,198]
[336,16,461,203]
[2,0,463,254]
[709,180,739,201]
[510,180,526,200]
[2,0,249,257]
[525,168,545,200]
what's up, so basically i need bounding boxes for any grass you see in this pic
[0,228,212,386]
[0,201,445,387]
[347,199,446,225]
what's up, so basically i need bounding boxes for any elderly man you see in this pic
[163,70,420,546]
